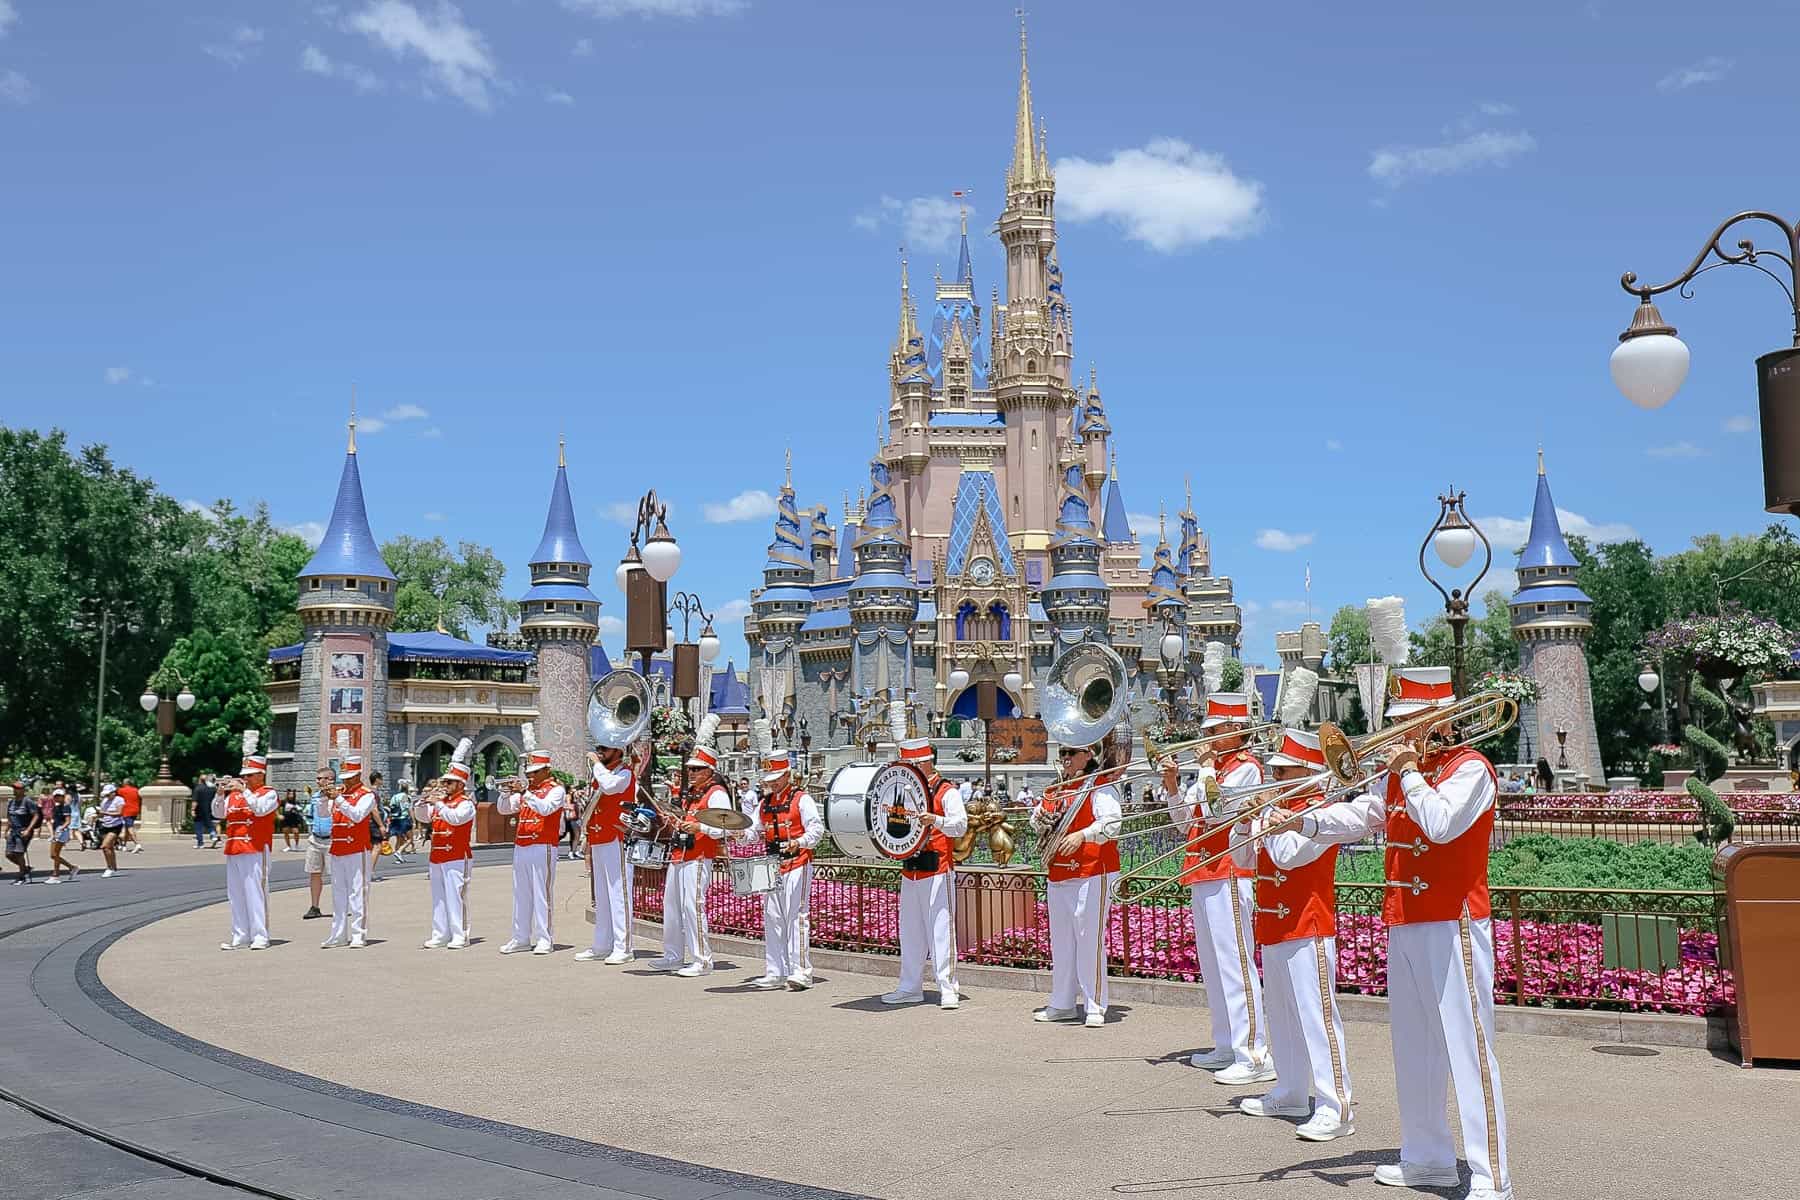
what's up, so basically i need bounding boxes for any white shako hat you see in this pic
[337,754,363,782]
[240,730,265,776]
[1200,692,1251,730]
[761,749,792,783]
[1266,728,1325,770]
[897,737,932,763]
[1387,666,1455,719]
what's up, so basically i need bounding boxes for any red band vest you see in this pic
[1382,748,1496,926]
[901,779,958,881]
[674,784,726,863]
[1180,750,1261,885]
[760,786,813,874]
[223,792,259,856]
[1253,790,1338,944]
[330,788,372,856]
[1045,782,1122,882]
[514,782,563,847]
[430,802,473,863]
[586,768,637,846]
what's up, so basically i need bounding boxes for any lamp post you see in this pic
[138,675,196,784]
[1555,726,1570,773]
[619,490,681,799]
[665,590,718,723]
[799,719,812,778]
[1419,488,1493,698]
[1613,211,1800,516]
[1156,612,1186,717]
[1638,660,1667,740]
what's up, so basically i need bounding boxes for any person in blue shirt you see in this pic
[303,767,336,920]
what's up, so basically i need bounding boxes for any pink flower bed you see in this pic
[1498,791,1800,823]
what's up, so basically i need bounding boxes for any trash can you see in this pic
[1713,843,1800,1066]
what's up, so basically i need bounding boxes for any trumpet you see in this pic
[1112,691,1519,905]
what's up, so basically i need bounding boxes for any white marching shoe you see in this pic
[675,962,713,977]
[938,990,960,1010]
[749,974,784,990]
[1294,1112,1354,1142]
[1373,1163,1460,1189]
[445,937,467,950]
[1034,1006,1079,1023]
[422,936,446,949]
[532,940,553,955]
[348,936,366,949]
[249,937,269,950]
[648,958,681,971]
[1213,1059,1278,1086]
[220,940,244,951]
[320,936,347,948]
[785,973,812,991]
[1083,1011,1106,1028]
[574,949,601,961]
[1238,1096,1309,1119]
[881,989,924,1005]
[1190,1048,1235,1070]
[603,950,633,965]
[499,939,525,954]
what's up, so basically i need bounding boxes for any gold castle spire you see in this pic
[896,252,919,349]
[1010,8,1038,188]
[1109,447,1118,482]
[785,444,793,489]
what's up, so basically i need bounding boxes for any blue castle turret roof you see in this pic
[1518,460,1580,571]
[300,443,395,581]
[1102,472,1133,545]
[1511,450,1593,612]
[1148,530,1185,613]
[529,461,592,567]
[765,478,812,573]
[1051,463,1098,548]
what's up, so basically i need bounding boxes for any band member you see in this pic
[216,735,278,951]
[1229,729,1353,1141]
[421,747,476,949]
[323,755,375,949]
[1032,737,1122,1027]
[741,748,823,990]
[498,747,563,955]
[1303,666,1512,1197]
[881,738,969,1010]
[577,742,638,964]
[655,742,734,977]
[1158,692,1270,1082]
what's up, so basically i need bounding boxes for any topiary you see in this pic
[1682,723,1736,846]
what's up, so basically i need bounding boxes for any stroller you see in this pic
[77,805,102,850]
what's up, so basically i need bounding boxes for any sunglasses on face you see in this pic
[1058,749,1087,759]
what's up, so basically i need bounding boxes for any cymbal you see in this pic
[696,808,752,832]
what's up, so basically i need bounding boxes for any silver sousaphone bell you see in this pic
[588,669,652,749]
[1040,641,1131,748]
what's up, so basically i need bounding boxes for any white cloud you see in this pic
[180,500,220,524]
[203,25,264,67]
[1268,599,1309,615]
[1055,137,1264,253]
[301,44,384,92]
[346,1,497,112]
[545,89,574,105]
[561,0,746,18]
[383,402,429,421]
[596,614,626,635]
[1658,56,1733,92]
[1724,415,1754,434]
[420,426,443,439]
[715,597,753,622]
[423,511,446,521]
[1255,529,1315,552]
[0,68,33,105]
[285,520,328,546]
[1478,102,1516,117]
[572,37,594,55]
[0,1,15,37]
[1369,128,1535,187]
[853,194,966,254]
[104,367,131,385]
[355,416,388,434]
[601,499,674,525]
[1325,438,1343,452]
[1125,512,1164,543]
[702,489,778,524]
[1474,508,1638,554]
[1646,441,1707,459]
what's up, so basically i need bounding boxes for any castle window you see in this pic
[379,580,388,593]
[545,602,557,612]
[1536,603,1546,614]
[1030,429,1038,450]
[309,578,321,590]
[1026,359,1037,374]
[345,578,357,589]
[1566,603,1576,613]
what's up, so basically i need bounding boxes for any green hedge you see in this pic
[1335,834,1714,891]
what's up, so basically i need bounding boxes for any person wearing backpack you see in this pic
[304,767,336,920]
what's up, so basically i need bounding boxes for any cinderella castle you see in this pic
[743,28,1243,748]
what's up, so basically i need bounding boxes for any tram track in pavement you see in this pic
[0,849,871,1200]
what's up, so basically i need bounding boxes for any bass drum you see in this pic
[824,761,933,861]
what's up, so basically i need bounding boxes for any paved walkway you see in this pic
[93,862,1798,1200]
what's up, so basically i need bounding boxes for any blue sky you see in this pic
[2,0,1794,670]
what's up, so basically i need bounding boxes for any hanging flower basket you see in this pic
[1643,606,1796,680]
[1475,671,1539,706]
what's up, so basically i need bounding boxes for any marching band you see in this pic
[211,640,1515,1199]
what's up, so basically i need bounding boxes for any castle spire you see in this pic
[528,448,592,567]
[1009,9,1038,189]
[301,421,394,581]
[347,386,358,453]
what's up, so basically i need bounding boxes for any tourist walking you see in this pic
[7,784,41,884]
[117,778,143,852]
[191,772,218,848]
[95,784,126,877]
[388,780,414,863]
[367,771,390,881]
[304,767,335,920]
[46,787,78,882]
[280,789,303,850]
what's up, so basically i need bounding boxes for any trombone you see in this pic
[1111,690,1519,905]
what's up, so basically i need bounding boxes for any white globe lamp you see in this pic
[698,624,721,664]
[947,668,971,692]
[1611,298,1690,411]
[138,690,158,713]
[176,687,196,711]
[641,521,681,582]
[1637,666,1660,694]
[1433,523,1477,570]
[1002,670,1023,694]
[1159,631,1185,664]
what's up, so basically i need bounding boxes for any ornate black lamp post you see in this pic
[1419,489,1493,698]
[1612,211,1800,516]
[138,674,196,784]
[1555,726,1571,772]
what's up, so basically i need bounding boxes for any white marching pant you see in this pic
[429,859,469,943]
[588,840,632,955]
[897,872,957,997]
[327,853,366,942]
[1387,918,1511,1198]
[1048,872,1114,1016]
[510,844,557,945]
[224,853,268,945]
[661,860,712,966]
[1260,936,1353,1124]
[761,863,812,980]
[1190,877,1267,1067]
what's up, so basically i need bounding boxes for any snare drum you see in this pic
[729,854,782,896]
[625,838,672,869]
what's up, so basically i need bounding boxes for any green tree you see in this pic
[150,628,274,782]
[0,428,204,772]
[1408,589,1519,678]
[1324,604,1371,673]
[1220,657,1245,691]
[187,501,313,653]
[382,535,516,639]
